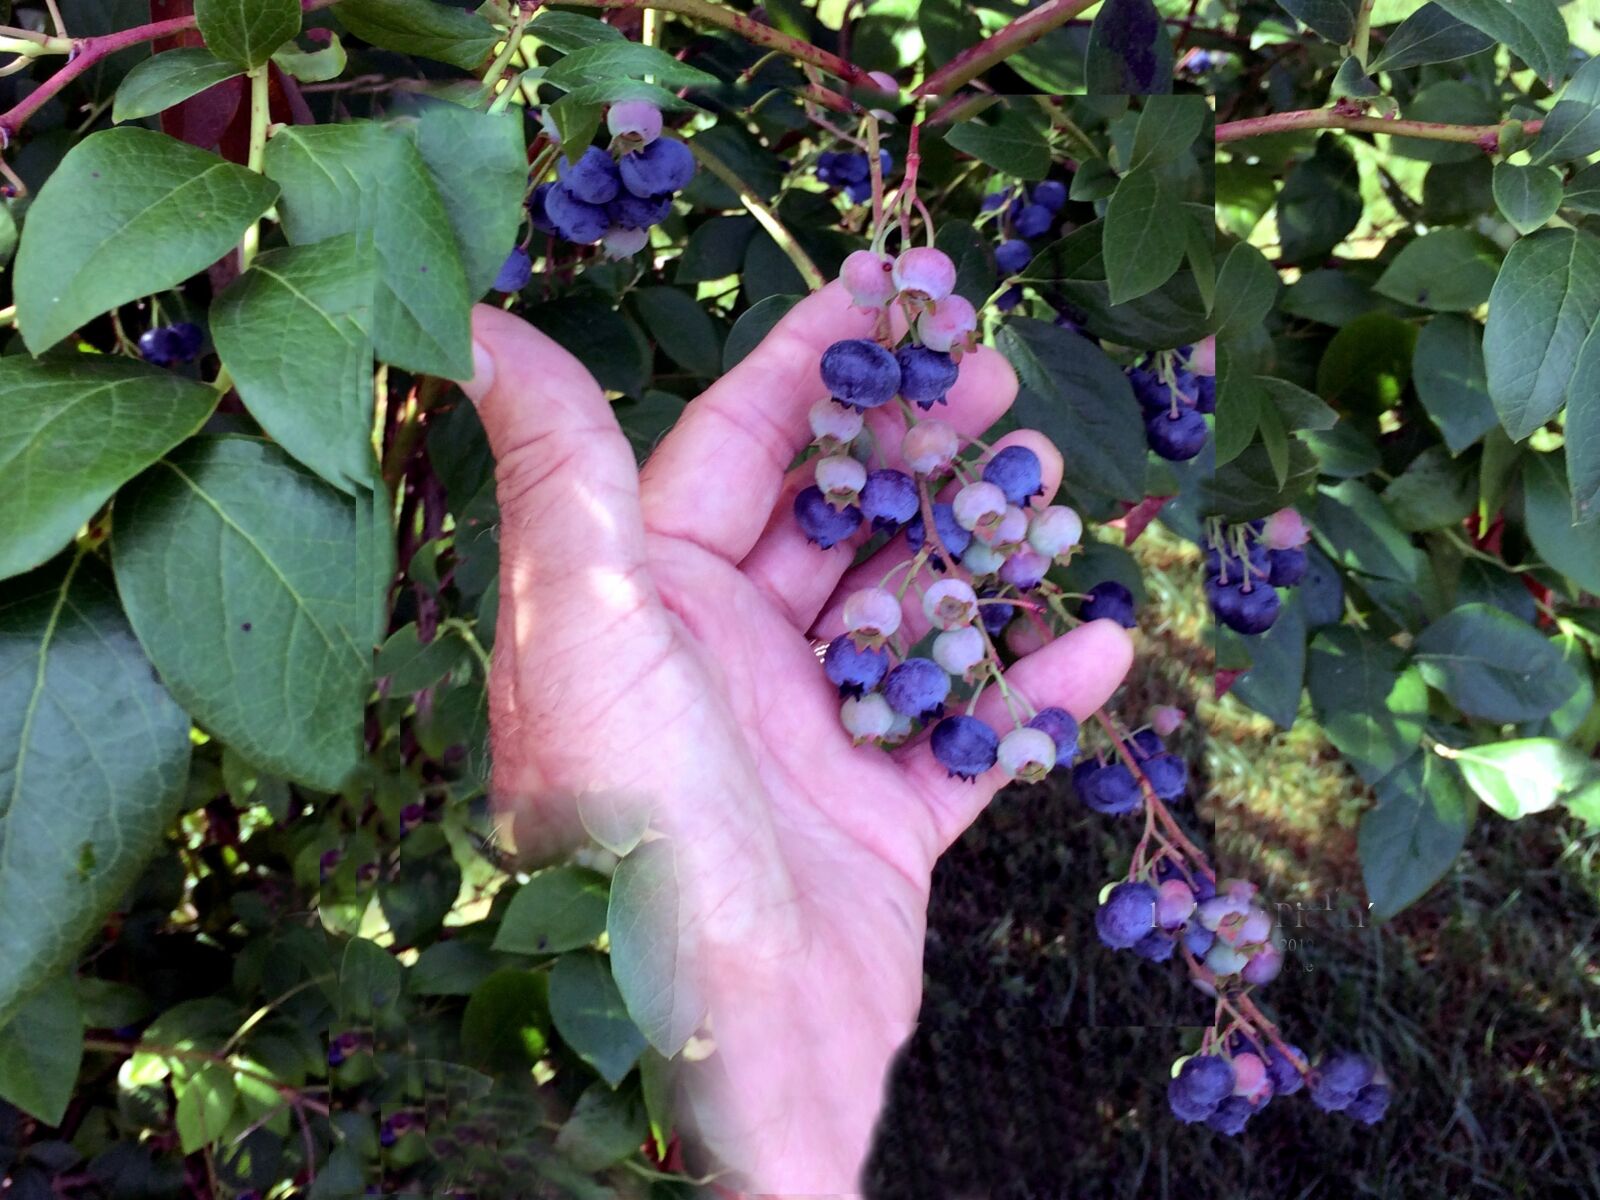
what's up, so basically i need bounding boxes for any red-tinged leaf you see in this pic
[1117,494,1172,545]
[1215,668,1244,698]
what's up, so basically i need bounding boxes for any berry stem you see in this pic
[1094,710,1213,868]
[1216,107,1541,149]
[689,139,825,290]
[238,65,272,273]
[913,0,1101,97]
[478,7,532,107]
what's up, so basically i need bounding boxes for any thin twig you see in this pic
[1217,107,1540,149]
[689,137,824,290]
[914,0,1100,98]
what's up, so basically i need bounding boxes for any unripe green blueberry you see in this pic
[902,419,959,475]
[977,503,1029,549]
[841,693,895,744]
[997,726,1056,782]
[932,626,985,676]
[923,578,979,629]
[960,540,1006,575]
[1027,505,1083,558]
[816,454,867,508]
[809,397,863,450]
[842,587,901,645]
[953,480,1008,535]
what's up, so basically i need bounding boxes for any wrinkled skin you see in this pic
[457,283,1132,1194]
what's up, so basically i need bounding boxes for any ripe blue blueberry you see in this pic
[1075,761,1142,814]
[607,190,674,230]
[1267,546,1308,587]
[860,469,919,529]
[544,182,610,244]
[528,182,559,235]
[982,445,1044,504]
[883,657,951,720]
[821,339,901,410]
[1026,706,1079,760]
[1346,1083,1390,1124]
[1013,202,1054,239]
[823,635,890,697]
[137,322,204,366]
[905,502,972,567]
[1169,1054,1235,1120]
[1096,881,1157,949]
[980,188,1015,213]
[1206,1095,1255,1136]
[557,145,622,205]
[1132,929,1176,962]
[995,284,1024,312]
[794,485,862,548]
[930,715,999,779]
[978,591,1014,635]
[1194,374,1216,413]
[1264,1043,1306,1096]
[619,137,695,197]
[1127,366,1172,413]
[1032,179,1068,212]
[1129,729,1163,759]
[1211,579,1280,635]
[1142,753,1188,800]
[493,247,532,292]
[1080,580,1136,628]
[1204,539,1269,579]
[895,345,959,409]
[995,238,1033,275]
[1146,408,1209,461]
[1182,922,1216,957]
[1309,1052,1376,1112]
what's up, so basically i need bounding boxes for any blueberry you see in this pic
[833,152,871,185]
[607,190,673,230]
[1096,881,1157,949]
[1032,180,1068,212]
[493,247,532,292]
[1204,539,1269,579]
[619,137,695,197]
[1146,407,1209,460]
[982,445,1044,504]
[824,636,890,696]
[1206,1095,1255,1136]
[1346,1083,1390,1124]
[1310,1053,1376,1112]
[794,485,862,548]
[1129,729,1163,759]
[1080,580,1136,628]
[980,189,1014,212]
[138,322,204,366]
[883,657,950,721]
[977,591,1014,634]
[1127,366,1173,413]
[1076,761,1142,814]
[815,151,845,186]
[544,181,610,243]
[845,178,873,203]
[1013,202,1054,240]
[930,715,1000,779]
[995,284,1025,311]
[527,182,559,235]
[995,238,1033,275]
[1173,1054,1235,1111]
[1132,929,1176,961]
[860,469,918,529]
[1264,1043,1307,1096]
[821,338,901,410]
[1210,579,1280,635]
[557,145,622,204]
[1026,706,1079,760]
[905,502,972,566]
[1194,374,1216,413]
[895,345,959,409]
[1142,753,1187,800]
[1182,922,1215,957]
[1267,546,1308,587]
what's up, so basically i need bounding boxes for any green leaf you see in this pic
[334,0,496,69]
[1372,228,1501,312]
[1129,96,1208,168]
[528,11,625,52]
[113,437,380,791]
[723,295,801,372]
[1103,164,1186,305]
[112,48,244,122]
[195,0,300,70]
[0,558,191,1031]
[1432,0,1568,82]
[1522,452,1600,592]
[494,867,611,955]
[272,30,348,82]
[13,128,278,355]
[608,840,704,1057]
[175,1062,237,1153]
[1532,101,1600,166]
[339,936,401,1021]
[936,219,995,306]
[555,1082,648,1171]
[1276,0,1360,41]
[1381,446,1475,532]
[1413,314,1498,454]
[918,0,982,66]
[1306,627,1429,785]
[1259,376,1338,430]
[1085,0,1174,94]
[1316,311,1416,415]
[1313,479,1425,581]
[1209,241,1278,339]
[544,42,717,90]
[1414,604,1581,722]
[997,318,1147,502]
[1452,738,1600,819]
[1277,135,1362,264]
[211,235,377,494]
[944,107,1050,181]
[1564,161,1600,214]
[264,121,472,378]
[409,940,498,996]
[0,357,217,583]
[676,216,757,283]
[546,95,604,160]
[0,976,82,1123]
[1201,441,1319,521]
[1492,162,1562,234]
[1359,753,1471,920]
[1367,2,1494,72]
[548,952,647,1087]
[1231,590,1307,729]
[411,103,528,300]
[1214,358,1262,467]
[524,298,650,396]
[633,287,722,379]
[1482,228,1600,441]
[1392,79,1498,164]
[460,969,548,1069]
[1565,321,1600,523]
[375,622,467,693]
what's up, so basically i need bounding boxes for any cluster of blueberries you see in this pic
[1128,338,1217,462]
[987,179,1068,310]
[1206,507,1311,636]
[509,100,693,281]
[1071,724,1187,813]
[1168,1039,1389,1133]
[1097,865,1284,985]
[814,147,895,203]
[137,321,204,367]
[797,246,1096,780]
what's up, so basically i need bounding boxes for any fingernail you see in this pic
[469,339,495,399]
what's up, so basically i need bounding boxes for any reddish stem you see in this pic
[1217,107,1542,148]
[0,0,341,145]
[913,0,1099,97]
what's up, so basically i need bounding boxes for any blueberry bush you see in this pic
[0,0,1596,1195]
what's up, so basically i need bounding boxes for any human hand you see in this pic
[457,282,1133,1194]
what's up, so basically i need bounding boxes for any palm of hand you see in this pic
[459,286,1131,1193]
